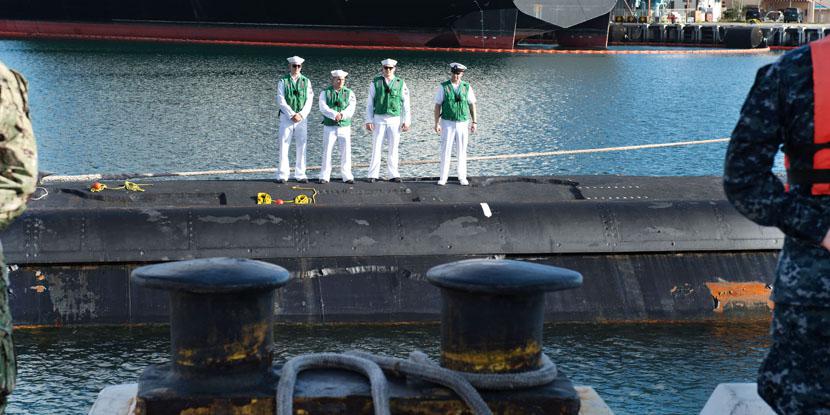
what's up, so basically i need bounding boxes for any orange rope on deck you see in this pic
[0,30,773,55]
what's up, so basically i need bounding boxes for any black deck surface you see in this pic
[33,175,727,209]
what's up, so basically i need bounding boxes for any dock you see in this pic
[609,22,830,47]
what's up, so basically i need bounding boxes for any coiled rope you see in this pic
[276,350,559,415]
[276,353,391,415]
[39,137,730,184]
[346,351,492,415]
[351,350,559,390]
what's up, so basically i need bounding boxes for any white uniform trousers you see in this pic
[277,115,308,181]
[319,125,354,182]
[438,119,469,184]
[367,117,402,179]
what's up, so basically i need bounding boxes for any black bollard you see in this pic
[132,257,290,415]
[426,259,582,374]
[272,259,587,414]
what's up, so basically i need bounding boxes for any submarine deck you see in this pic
[34,175,729,209]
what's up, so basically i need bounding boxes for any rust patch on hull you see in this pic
[705,282,773,313]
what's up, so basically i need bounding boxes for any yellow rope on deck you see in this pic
[89,180,152,192]
[256,186,318,206]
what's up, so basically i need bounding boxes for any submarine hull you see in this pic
[3,176,781,326]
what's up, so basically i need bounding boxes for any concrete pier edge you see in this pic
[88,383,615,414]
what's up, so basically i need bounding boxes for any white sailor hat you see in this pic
[287,56,305,65]
[330,69,348,78]
[449,62,467,71]
[381,58,398,67]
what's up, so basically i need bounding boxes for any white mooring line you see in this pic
[40,137,731,184]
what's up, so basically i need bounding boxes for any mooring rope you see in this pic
[276,350,560,415]
[345,351,493,415]
[352,350,559,391]
[276,353,391,415]
[39,137,730,184]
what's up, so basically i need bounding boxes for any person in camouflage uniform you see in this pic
[724,40,830,414]
[0,61,38,413]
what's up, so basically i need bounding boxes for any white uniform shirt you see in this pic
[434,82,477,106]
[277,74,314,119]
[319,88,357,123]
[365,77,411,125]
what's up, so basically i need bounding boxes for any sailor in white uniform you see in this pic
[365,58,411,183]
[433,62,478,186]
[276,56,314,183]
[318,70,356,184]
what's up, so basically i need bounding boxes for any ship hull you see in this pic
[515,12,612,49]
[555,13,612,49]
[0,20,466,48]
[0,0,610,48]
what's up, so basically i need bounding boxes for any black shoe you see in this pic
[297,178,308,183]
[275,179,285,184]
[345,180,354,184]
[390,177,402,183]
[367,178,376,183]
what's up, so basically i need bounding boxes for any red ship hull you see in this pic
[0,15,608,50]
[0,20,476,47]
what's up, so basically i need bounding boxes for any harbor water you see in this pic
[0,40,782,178]
[1,39,783,413]
[11,321,770,414]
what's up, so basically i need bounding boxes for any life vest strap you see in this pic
[786,142,830,156]
[787,168,830,185]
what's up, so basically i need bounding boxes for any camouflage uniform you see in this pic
[0,62,38,413]
[724,44,830,413]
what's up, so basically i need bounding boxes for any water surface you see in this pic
[0,41,782,178]
[10,321,770,414]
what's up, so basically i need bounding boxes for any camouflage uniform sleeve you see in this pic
[0,63,38,230]
[724,63,830,244]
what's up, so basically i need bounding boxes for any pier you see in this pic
[610,22,830,47]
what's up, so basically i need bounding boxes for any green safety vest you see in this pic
[282,74,309,113]
[322,86,352,127]
[440,80,471,122]
[372,76,403,116]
